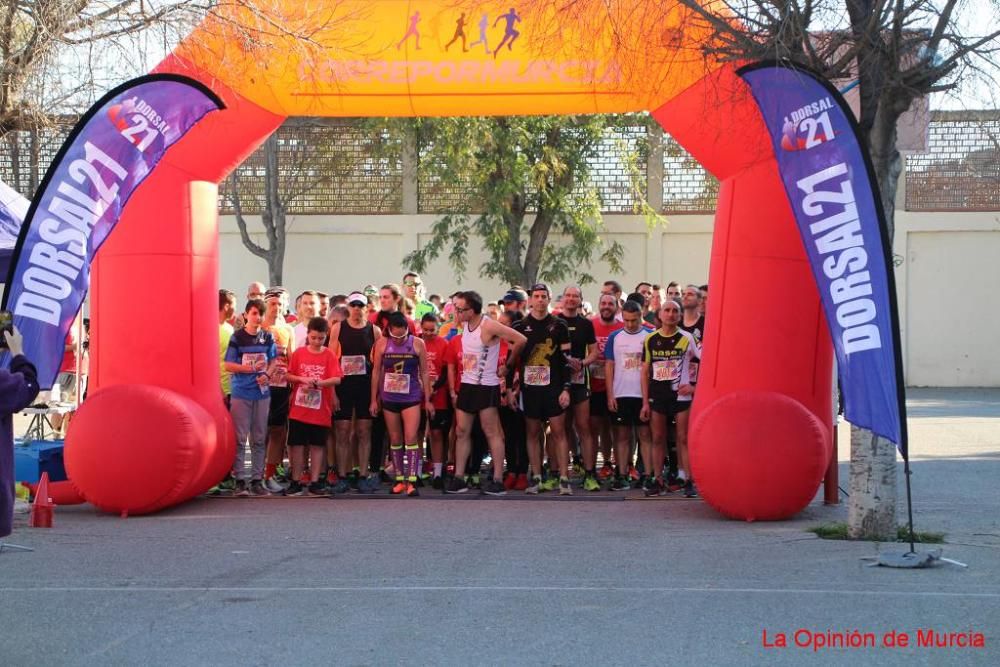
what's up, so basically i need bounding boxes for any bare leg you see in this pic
[613,425,632,476]
[675,410,691,476]
[547,413,570,480]
[573,400,594,471]
[525,418,544,478]
[308,445,326,482]
[453,409,475,476]
[477,407,506,479]
[335,420,354,474]
[650,411,668,481]
[355,419,373,476]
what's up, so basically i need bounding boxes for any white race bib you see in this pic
[294,387,322,410]
[524,366,551,387]
[342,355,367,376]
[571,362,585,385]
[623,352,642,372]
[591,363,606,380]
[384,372,411,395]
[462,353,479,374]
[652,359,680,382]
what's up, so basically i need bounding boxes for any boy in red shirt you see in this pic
[286,317,344,495]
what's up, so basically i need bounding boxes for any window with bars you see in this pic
[905,112,1000,211]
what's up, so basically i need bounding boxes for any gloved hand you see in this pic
[4,325,24,357]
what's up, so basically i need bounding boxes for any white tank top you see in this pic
[461,317,500,386]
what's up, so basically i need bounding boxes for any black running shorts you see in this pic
[569,384,590,406]
[334,378,373,421]
[649,396,692,416]
[267,386,290,426]
[610,396,644,426]
[288,418,329,447]
[456,384,501,413]
[521,386,565,421]
[589,391,608,417]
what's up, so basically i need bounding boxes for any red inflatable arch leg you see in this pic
[64,58,285,514]
[654,65,833,521]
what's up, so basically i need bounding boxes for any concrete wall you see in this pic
[218,208,1000,387]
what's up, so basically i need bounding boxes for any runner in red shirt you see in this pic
[590,293,624,479]
[420,313,451,489]
[285,317,344,495]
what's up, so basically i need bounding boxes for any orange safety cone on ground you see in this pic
[29,472,54,528]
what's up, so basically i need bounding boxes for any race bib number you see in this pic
[571,361,585,385]
[591,363,605,380]
[524,366,551,387]
[652,359,680,383]
[342,355,367,376]
[270,360,288,388]
[384,373,411,395]
[462,353,479,374]
[689,360,699,384]
[294,387,322,410]
[623,352,642,372]
[241,352,266,371]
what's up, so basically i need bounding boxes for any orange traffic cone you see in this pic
[29,472,54,528]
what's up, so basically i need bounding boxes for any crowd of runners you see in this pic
[217,273,708,499]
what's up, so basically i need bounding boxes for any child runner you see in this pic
[286,317,344,496]
[370,312,434,496]
[224,299,278,496]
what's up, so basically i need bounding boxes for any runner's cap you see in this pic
[347,292,367,306]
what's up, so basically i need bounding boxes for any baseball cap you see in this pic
[502,289,527,303]
[347,291,367,306]
[264,287,287,300]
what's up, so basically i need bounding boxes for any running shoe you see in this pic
[326,468,339,485]
[483,480,507,496]
[431,476,444,491]
[582,475,601,492]
[208,475,236,496]
[391,481,407,495]
[611,475,631,492]
[667,477,685,493]
[234,480,250,497]
[558,477,573,496]
[248,480,270,496]
[503,472,517,490]
[307,482,328,496]
[468,475,481,489]
[358,475,380,494]
[684,480,698,498]
[644,478,663,497]
[286,481,305,496]
[445,477,469,494]
[629,468,640,482]
[597,464,614,481]
[514,473,529,491]
[525,477,542,495]
[539,477,559,493]
[264,477,286,494]
[330,479,351,495]
[406,482,419,497]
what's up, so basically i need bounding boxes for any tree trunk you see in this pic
[846,101,905,540]
[847,428,898,539]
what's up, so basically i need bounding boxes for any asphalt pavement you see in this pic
[1,387,997,666]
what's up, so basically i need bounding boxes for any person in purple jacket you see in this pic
[1,326,40,538]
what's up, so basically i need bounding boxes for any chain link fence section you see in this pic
[661,135,719,213]
[905,111,1000,212]
[220,120,403,215]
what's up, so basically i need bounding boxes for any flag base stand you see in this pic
[864,549,967,569]
[0,542,34,554]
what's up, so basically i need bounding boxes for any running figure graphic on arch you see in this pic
[469,13,491,54]
[445,12,469,52]
[396,11,421,50]
[493,8,522,59]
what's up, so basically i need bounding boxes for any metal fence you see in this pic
[3,113,997,215]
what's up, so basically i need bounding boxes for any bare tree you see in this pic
[672,0,1000,538]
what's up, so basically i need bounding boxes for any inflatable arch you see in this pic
[66,1,833,520]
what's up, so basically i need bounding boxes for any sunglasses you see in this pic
[348,302,366,308]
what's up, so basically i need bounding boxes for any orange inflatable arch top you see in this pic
[67,0,833,521]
